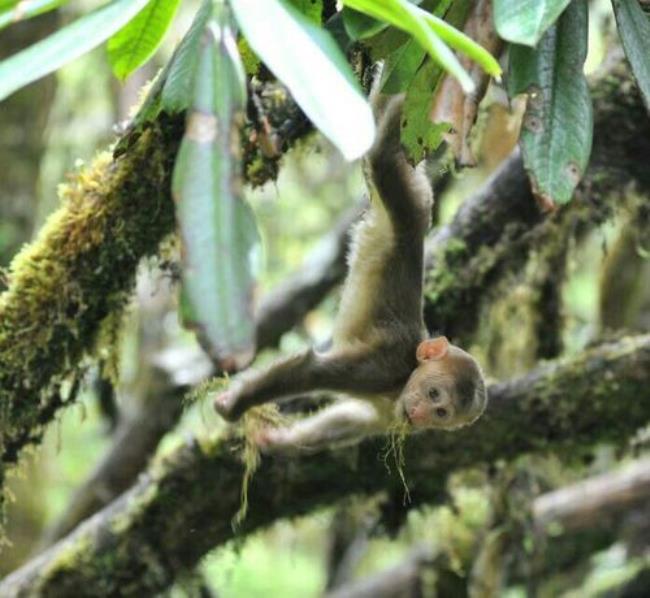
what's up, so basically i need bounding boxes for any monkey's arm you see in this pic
[255,399,384,453]
[214,348,402,422]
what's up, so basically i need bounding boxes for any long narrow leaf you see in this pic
[378,0,451,93]
[415,6,501,77]
[0,0,150,102]
[160,0,213,114]
[113,0,211,150]
[344,0,474,92]
[508,0,592,206]
[108,0,182,81]
[231,0,374,161]
[173,5,260,369]
[0,0,67,31]
[612,0,650,111]
[493,0,572,46]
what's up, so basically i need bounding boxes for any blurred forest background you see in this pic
[2,0,650,596]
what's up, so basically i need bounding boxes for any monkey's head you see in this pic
[397,336,487,431]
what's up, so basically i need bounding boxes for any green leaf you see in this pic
[0,0,150,102]
[493,0,571,46]
[341,0,425,41]
[231,0,374,161]
[508,0,592,206]
[342,7,387,40]
[612,0,650,111]
[107,0,182,81]
[378,0,502,92]
[115,0,210,148]
[415,5,501,78]
[0,0,67,31]
[402,57,447,162]
[399,0,469,161]
[379,0,451,93]
[288,0,323,23]
[173,7,260,368]
[380,38,426,93]
[160,0,213,114]
[345,0,474,92]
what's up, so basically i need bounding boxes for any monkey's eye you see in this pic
[435,407,449,419]
[428,388,440,401]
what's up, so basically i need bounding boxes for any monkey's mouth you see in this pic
[402,405,413,426]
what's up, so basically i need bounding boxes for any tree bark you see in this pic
[534,458,650,533]
[424,59,650,341]
[2,334,650,596]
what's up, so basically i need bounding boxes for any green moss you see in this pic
[234,404,285,527]
[382,419,411,503]
[183,376,228,409]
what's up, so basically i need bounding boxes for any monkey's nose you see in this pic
[407,404,430,426]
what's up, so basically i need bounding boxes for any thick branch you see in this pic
[424,59,650,339]
[3,334,650,596]
[324,547,460,598]
[534,457,650,533]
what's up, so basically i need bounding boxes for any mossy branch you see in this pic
[0,87,310,489]
[2,334,650,596]
[425,60,650,341]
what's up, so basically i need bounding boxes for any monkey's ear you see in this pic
[416,337,449,362]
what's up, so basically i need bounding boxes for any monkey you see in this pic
[213,93,487,452]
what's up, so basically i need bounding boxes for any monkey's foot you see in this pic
[253,427,291,454]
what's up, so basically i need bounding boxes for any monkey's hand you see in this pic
[213,380,247,422]
[213,350,317,422]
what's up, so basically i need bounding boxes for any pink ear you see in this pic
[416,336,449,362]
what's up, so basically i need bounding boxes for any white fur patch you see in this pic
[333,189,394,347]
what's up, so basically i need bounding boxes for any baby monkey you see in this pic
[214,94,487,452]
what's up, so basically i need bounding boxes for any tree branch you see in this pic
[2,334,650,596]
[324,547,462,598]
[424,58,650,339]
[0,87,310,493]
[534,457,650,533]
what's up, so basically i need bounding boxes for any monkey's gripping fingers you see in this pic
[213,380,246,422]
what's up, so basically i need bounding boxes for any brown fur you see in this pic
[214,95,487,451]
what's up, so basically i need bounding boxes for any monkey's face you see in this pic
[397,336,487,431]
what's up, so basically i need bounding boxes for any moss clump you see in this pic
[183,376,228,409]
[233,404,285,527]
[382,418,411,504]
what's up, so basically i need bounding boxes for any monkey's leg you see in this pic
[255,399,383,453]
